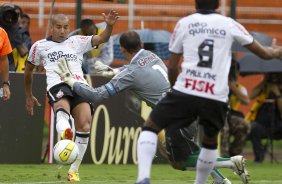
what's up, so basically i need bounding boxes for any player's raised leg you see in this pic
[48,89,74,141]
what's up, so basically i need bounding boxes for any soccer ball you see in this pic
[53,140,79,164]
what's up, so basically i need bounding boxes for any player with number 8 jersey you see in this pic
[135,0,282,184]
[169,13,253,102]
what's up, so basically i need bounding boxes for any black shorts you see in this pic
[165,123,200,162]
[47,83,93,112]
[151,89,228,137]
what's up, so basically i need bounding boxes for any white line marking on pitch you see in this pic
[1,180,282,184]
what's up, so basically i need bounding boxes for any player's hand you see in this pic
[92,60,119,78]
[102,9,119,26]
[271,39,282,59]
[26,95,41,116]
[2,84,10,101]
[54,58,76,88]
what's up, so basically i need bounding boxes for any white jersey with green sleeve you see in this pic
[72,49,171,108]
[169,12,253,102]
[27,35,95,90]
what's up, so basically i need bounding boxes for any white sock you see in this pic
[56,110,71,135]
[69,131,90,173]
[136,131,157,182]
[194,148,218,184]
[214,160,233,169]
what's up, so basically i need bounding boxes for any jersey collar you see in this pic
[46,36,63,43]
[130,49,144,64]
[196,10,218,14]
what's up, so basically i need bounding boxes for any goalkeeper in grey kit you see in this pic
[56,30,248,184]
[57,31,170,106]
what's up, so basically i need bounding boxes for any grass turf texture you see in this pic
[0,162,282,183]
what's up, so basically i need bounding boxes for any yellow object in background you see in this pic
[12,48,28,72]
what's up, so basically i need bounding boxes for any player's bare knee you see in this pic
[143,117,162,133]
[76,122,91,132]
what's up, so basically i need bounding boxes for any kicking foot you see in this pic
[68,170,80,182]
[231,155,250,184]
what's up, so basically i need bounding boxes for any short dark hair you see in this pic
[119,31,142,54]
[195,0,219,10]
[13,4,23,18]
[80,19,94,30]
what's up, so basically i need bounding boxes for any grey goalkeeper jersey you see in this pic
[73,49,170,108]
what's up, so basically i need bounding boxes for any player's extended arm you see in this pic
[245,39,282,60]
[55,58,116,103]
[91,10,119,47]
[24,62,41,116]
[168,52,182,86]
[73,82,113,103]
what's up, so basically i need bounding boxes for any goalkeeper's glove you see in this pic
[92,60,119,78]
[54,58,76,88]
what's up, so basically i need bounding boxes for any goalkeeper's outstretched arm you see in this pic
[73,82,117,103]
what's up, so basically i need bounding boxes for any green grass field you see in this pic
[0,162,281,184]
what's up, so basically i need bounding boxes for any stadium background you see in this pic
[4,0,282,115]
[0,0,282,163]
[0,1,281,183]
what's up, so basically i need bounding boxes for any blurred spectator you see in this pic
[69,19,113,73]
[14,5,23,17]
[247,73,282,163]
[0,4,28,71]
[220,59,250,157]
[13,13,32,72]
[20,14,30,30]
[0,27,12,101]
[99,0,126,2]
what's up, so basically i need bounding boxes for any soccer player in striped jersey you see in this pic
[24,10,119,181]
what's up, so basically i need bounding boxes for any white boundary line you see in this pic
[1,180,282,184]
